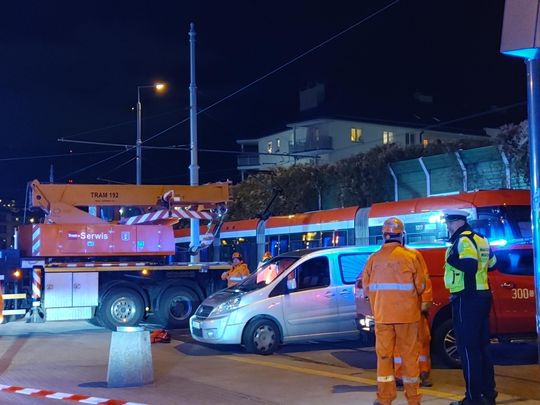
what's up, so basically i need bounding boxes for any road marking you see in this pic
[225,355,462,401]
[0,384,146,404]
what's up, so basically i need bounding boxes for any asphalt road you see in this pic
[0,320,538,405]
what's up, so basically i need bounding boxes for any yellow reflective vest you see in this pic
[444,229,496,294]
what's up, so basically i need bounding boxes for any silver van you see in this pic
[189,246,377,354]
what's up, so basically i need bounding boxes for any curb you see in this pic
[0,384,147,404]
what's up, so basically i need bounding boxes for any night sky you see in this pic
[0,1,527,204]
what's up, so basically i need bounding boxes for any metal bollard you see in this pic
[107,326,154,387]
[27,267,45,323]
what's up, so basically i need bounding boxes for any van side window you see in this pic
[293,257,330,291]
[339,253,370,284]
[494,250,533,276]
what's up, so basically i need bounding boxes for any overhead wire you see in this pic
[142,0,401,146]
[58,1,402,180]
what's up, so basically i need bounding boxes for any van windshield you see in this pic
[235,257,298,291]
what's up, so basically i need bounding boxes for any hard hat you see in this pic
[382,217,405,234]
[232,251,242,260]
[442,209,469,222]
[262,251,272,261]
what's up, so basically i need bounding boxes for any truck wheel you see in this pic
[158,286,200,329]
[99,288,144,331]
[243,318,280,355]
[433,318,461,368]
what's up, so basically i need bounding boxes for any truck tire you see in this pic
[432,318,461,368]
[99,288,145,331]
[243,318,280,355]
[158,286,200,329]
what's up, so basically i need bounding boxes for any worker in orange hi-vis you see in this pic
[394,248,433,388]
[221,252,250,288]
[362,217,426,405]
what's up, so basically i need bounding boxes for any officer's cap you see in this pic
[442,208,469,222]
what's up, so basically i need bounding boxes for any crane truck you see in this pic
[1,179,231,330]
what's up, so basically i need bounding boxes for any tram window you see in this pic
[290,240,304,251]
[279,236,289,253]
[339,253,371,284]
[267,237,279,256]
[334,231,347,246]
[494,250,533,276]
[302,231,320,249]
[322,232,333,247]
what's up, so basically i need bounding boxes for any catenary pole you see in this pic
[189,23,200,263]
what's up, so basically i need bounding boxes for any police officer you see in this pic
[443,209,497,405]
[362,217,426,405]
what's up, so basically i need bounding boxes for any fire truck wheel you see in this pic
[99,288,145,331]
[433,318,461,368]
[158,286,200,329]
[243,318,281,355]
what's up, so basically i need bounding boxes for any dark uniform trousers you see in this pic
[451,291,496,404]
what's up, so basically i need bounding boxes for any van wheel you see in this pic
[243,318,280,355]
[433,318,461,368]
[99,288,145,331]
[158,286,200,329]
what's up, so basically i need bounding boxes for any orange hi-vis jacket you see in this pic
[362,242,427,324]
[223,262,250,288]
[409,247,432,304]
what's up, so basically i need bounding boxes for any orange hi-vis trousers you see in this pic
[375,322,421,405]
[395,314,431,377]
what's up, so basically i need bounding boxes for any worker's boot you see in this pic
[420,371,433,387]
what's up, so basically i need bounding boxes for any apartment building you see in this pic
[237,117,489,178]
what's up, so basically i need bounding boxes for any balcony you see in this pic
[237,153,260,167]
[289,135,333,154]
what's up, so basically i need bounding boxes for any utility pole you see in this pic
[189,23,200,263]
[500,0,540,364]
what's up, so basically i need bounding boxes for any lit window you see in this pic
[383,131,394,144]
[267,141,273,153]
[350,128,363,142]
[423,139,429,147]
[276,138,280,151]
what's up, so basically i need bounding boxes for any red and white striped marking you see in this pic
[32,267,42,302]
[121,207,213,225]
[32,224,41,256]
[0,384,147,404]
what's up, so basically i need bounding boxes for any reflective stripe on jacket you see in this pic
[362,242,426,324]
[225,262,250,288]
[444,229,496,294]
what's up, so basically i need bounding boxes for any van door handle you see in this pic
[339,289,350,295]
[324,291,335,297]
[501,282,515,288]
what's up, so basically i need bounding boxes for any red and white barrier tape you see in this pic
[0,384,147,404]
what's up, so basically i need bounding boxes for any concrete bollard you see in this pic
[107,326,154,388]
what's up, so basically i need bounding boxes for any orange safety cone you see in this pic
[150,329,171,343]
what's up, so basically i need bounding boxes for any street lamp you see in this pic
[136,82,166,184]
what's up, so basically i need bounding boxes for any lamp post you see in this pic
[136,83,166,185]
